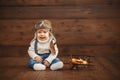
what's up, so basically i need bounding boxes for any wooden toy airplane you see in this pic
[70,55,94,70]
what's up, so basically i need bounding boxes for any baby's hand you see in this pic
[34,56,42,62]
[44,60,50,67]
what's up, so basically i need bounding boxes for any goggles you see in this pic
[35,21,52,30]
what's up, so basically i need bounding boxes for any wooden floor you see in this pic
[0,54,120,80]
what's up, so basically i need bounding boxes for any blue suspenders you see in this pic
[34,39,38,54]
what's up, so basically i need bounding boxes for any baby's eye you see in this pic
[38,31,42,33]
[43,31,47,33]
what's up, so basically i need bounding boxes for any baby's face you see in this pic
[36,29,50,41]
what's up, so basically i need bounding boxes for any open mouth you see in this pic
[39,37,46,40]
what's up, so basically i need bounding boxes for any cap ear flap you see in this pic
[50,40,56,55]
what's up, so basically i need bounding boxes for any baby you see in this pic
[28,20,64,70]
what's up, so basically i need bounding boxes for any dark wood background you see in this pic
[0,0,120,57]
[0,1,120,80]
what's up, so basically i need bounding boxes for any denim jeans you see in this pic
[28,53,61,68]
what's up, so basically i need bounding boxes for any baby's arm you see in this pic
[28,40,39,59]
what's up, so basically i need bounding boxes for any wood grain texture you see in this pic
[0,6,119,19]
[0,55,120,80]
[0,45,119,57]
[0,0,119,57]
[0,0,119,6]
[0,19,120,46]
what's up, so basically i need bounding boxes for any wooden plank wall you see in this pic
[0,0,120,57]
